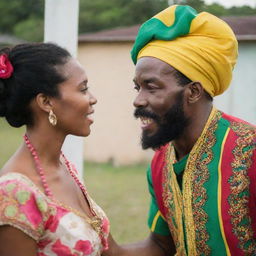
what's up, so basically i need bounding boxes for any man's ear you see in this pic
[186,81,204,104]
[35,93,53,113]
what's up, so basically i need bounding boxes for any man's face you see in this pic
[133,57,190,149]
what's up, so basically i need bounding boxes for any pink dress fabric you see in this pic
[0,172,110,256]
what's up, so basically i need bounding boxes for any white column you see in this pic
[44,0,84,176]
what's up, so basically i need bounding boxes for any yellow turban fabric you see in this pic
[131,5,238,97]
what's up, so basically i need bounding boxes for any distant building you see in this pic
[78,16,256,165]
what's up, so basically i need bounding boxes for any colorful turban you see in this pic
[131,5,238,97]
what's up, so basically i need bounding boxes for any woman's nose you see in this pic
[89,92,97,105]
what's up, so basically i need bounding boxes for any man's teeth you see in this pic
[140,117,153,125]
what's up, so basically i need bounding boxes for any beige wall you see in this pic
[78,42,153,165]
[78,41,256,165]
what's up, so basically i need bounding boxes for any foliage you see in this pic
[205,3,228,16]
[171,0,206,12]
[0,0,255,41]
[0,119,24,168]
[0,0,44,41]
[79,0,168,33]
[14,16,44,42]
[228,5,256,15]
[79,0,256,33]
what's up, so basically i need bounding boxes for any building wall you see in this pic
[78,41,256,165]
[78,42,153,165]
[215,42,256,124]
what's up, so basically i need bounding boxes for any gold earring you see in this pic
[48,110,57,126]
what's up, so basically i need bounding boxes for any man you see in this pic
[104,5,256,256]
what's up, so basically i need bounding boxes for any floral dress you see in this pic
[0,172,110,256]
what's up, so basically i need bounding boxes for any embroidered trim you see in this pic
[163,145,187,255]
[0,172,109,250]
[217,128,231,256]
[183,107,221,255]
[228,121,256,254]
[0,185,47,241]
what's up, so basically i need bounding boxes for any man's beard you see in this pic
[134,91,190,150]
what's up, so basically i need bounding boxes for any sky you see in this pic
[204,0,256,8]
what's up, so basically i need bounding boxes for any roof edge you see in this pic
[79,35,256,43]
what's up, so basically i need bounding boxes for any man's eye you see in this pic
[147,84,158,91]
[134,85,140,91]
[81,87,88,92]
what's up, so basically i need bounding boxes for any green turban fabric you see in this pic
[131,5,238,96]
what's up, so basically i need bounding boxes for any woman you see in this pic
[0,43,109,256]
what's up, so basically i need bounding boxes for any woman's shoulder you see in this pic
[0,172,44,196]
[0,172,53,241]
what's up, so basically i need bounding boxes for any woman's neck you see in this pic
[25,126,66,168]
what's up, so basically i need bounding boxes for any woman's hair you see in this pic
[0,43,71,127]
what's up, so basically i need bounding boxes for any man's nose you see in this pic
[133,92,148,108]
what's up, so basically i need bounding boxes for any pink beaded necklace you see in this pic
[23,134,102,234]
[24,134,53,197]
[24,134,88,198]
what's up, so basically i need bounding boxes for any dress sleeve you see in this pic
[147,167,170,236]
[0,176,51,241]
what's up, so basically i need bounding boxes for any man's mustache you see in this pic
[134,108,159,122]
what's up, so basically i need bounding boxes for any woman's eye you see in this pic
[134,85,140,91]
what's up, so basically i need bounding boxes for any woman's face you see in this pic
[51,58,97,137]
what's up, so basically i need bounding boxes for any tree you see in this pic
[0,0,44,41]
[172,0,206,12]
[205,3,228,16]
[0,0,255,41]
[228,5,256,15]
[79,0,169,33]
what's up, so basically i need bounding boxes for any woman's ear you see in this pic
[35,93,53,113]
[186,81,204,104]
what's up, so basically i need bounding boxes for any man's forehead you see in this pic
[135,57,177,78]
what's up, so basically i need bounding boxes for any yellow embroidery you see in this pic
[183,107,220,255]
[163,107,220,255]
[163,146,187,255]
[218,128,231,256]
[228,121,256,253]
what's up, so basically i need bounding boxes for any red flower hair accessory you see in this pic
[0,54,14,79]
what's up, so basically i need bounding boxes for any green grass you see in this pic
[0,118,151,244]
[0,119,25,168]
[84,162,150,244]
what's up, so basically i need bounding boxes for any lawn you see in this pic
[84,162,150,244]
[0,119,25,168]
[0,118,151,244]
